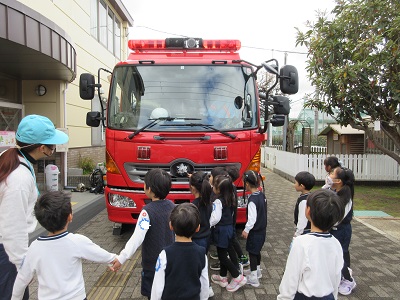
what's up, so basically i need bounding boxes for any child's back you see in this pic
[114,168,175,298]
[278,189,345,299]
[12,191,115,300]
[151,203,209,300]
[278,232,343,299]
[141,199,175,270]
[13,232,115,300]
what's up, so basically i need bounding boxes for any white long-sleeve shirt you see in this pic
[117,209,149,264]
[209,199,222,227]
[294,199,308,237]
[277,232,343,300]
[244,201,257,233]
[0,156,38,268]
[150,248,209,300]
[12,231,116,300]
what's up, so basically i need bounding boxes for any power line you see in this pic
[242,45,307,55]
[132,25,308,55]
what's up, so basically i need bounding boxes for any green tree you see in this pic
[296,0,400,164]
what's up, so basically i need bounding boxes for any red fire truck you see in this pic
[80,38,298,234]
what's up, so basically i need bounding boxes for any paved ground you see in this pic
[28,168,400,299]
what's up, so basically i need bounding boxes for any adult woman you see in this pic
[0,115,69,299]
[329,167,356,295]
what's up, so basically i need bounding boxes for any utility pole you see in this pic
[282,51,288,151]
[314,88,320,137]
[314,107,319,136]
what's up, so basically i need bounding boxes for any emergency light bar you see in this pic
[128,38,241,52]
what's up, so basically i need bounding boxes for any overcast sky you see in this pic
[121,0,336,118]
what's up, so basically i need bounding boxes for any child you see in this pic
[11,191,116,300]
[210,175,247,292]
[322,156,341,189]
[277,189,345,300]
[189,171,214,298]
[111,168,175,299]
[208,166,229,268]
[241,170,267,287]
[293,171,315,237]
[329,167,356,295]
[151,203,209,300]
[209,166,247,272]
[225,165,249,268]
[190,171,213,252]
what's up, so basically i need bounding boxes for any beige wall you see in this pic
[18,0,131,148]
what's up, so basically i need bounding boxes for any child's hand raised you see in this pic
[109,258,122,272]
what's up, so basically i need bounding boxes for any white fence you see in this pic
[271,144,327,154]
[262,147,400,181]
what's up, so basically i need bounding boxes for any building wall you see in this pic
[67,146,105,169]
[17,0,130,148]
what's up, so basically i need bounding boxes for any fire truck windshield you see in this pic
[108,65,257,131]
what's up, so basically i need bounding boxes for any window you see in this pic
[114,20,121,59]
[99,0,107,46]
[91,0,122,58]
[90,0,97,38]
[107,10,114,52]
[108,65,257,131]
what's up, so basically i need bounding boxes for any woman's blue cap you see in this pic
[16,115,69,145]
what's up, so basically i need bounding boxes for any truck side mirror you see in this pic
[272,96,291,115]
[80,73,96,100]
[86,112,101,127]
[270,114,285,127]
[280,65,298,95]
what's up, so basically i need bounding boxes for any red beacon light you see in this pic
[128,38,241,52]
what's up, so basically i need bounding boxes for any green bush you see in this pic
[78,156,95,175]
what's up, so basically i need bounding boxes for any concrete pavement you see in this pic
[27,168,400,299]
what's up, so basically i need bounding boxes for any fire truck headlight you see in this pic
[108,193,136,208]
[237,196,247,208]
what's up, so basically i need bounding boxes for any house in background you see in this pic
[0,0,133,190]
[319,124,365,154]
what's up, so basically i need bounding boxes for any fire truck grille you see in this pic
[124,162,241,184]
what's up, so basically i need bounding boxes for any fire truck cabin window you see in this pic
[108,65,257,131]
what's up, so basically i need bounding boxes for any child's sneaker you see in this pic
[239,255,250,267]
[210,252,218,260]
[211,274,228,288]
[338,278,356,295]
[210,262,220,271]
[243,268,262,278]
[246,272,260,287]
[226,274,247,292]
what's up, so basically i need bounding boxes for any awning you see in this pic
[0,0,76,82]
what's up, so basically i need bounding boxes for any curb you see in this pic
[29,194,105,243]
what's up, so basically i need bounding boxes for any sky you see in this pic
[121,0,336,118]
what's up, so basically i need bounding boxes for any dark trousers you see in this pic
[0,244,29,300]
[331,223,352,280]
[249,253,261,271]
[231,234,244,258]
[217,246,239,278]
[141,269,155,298]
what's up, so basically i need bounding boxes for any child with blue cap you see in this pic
[0,114,69,299]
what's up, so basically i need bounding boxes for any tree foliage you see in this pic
[296,0,400,163]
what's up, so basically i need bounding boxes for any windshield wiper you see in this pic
[127,117,201,139]
[161,123,237,139]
